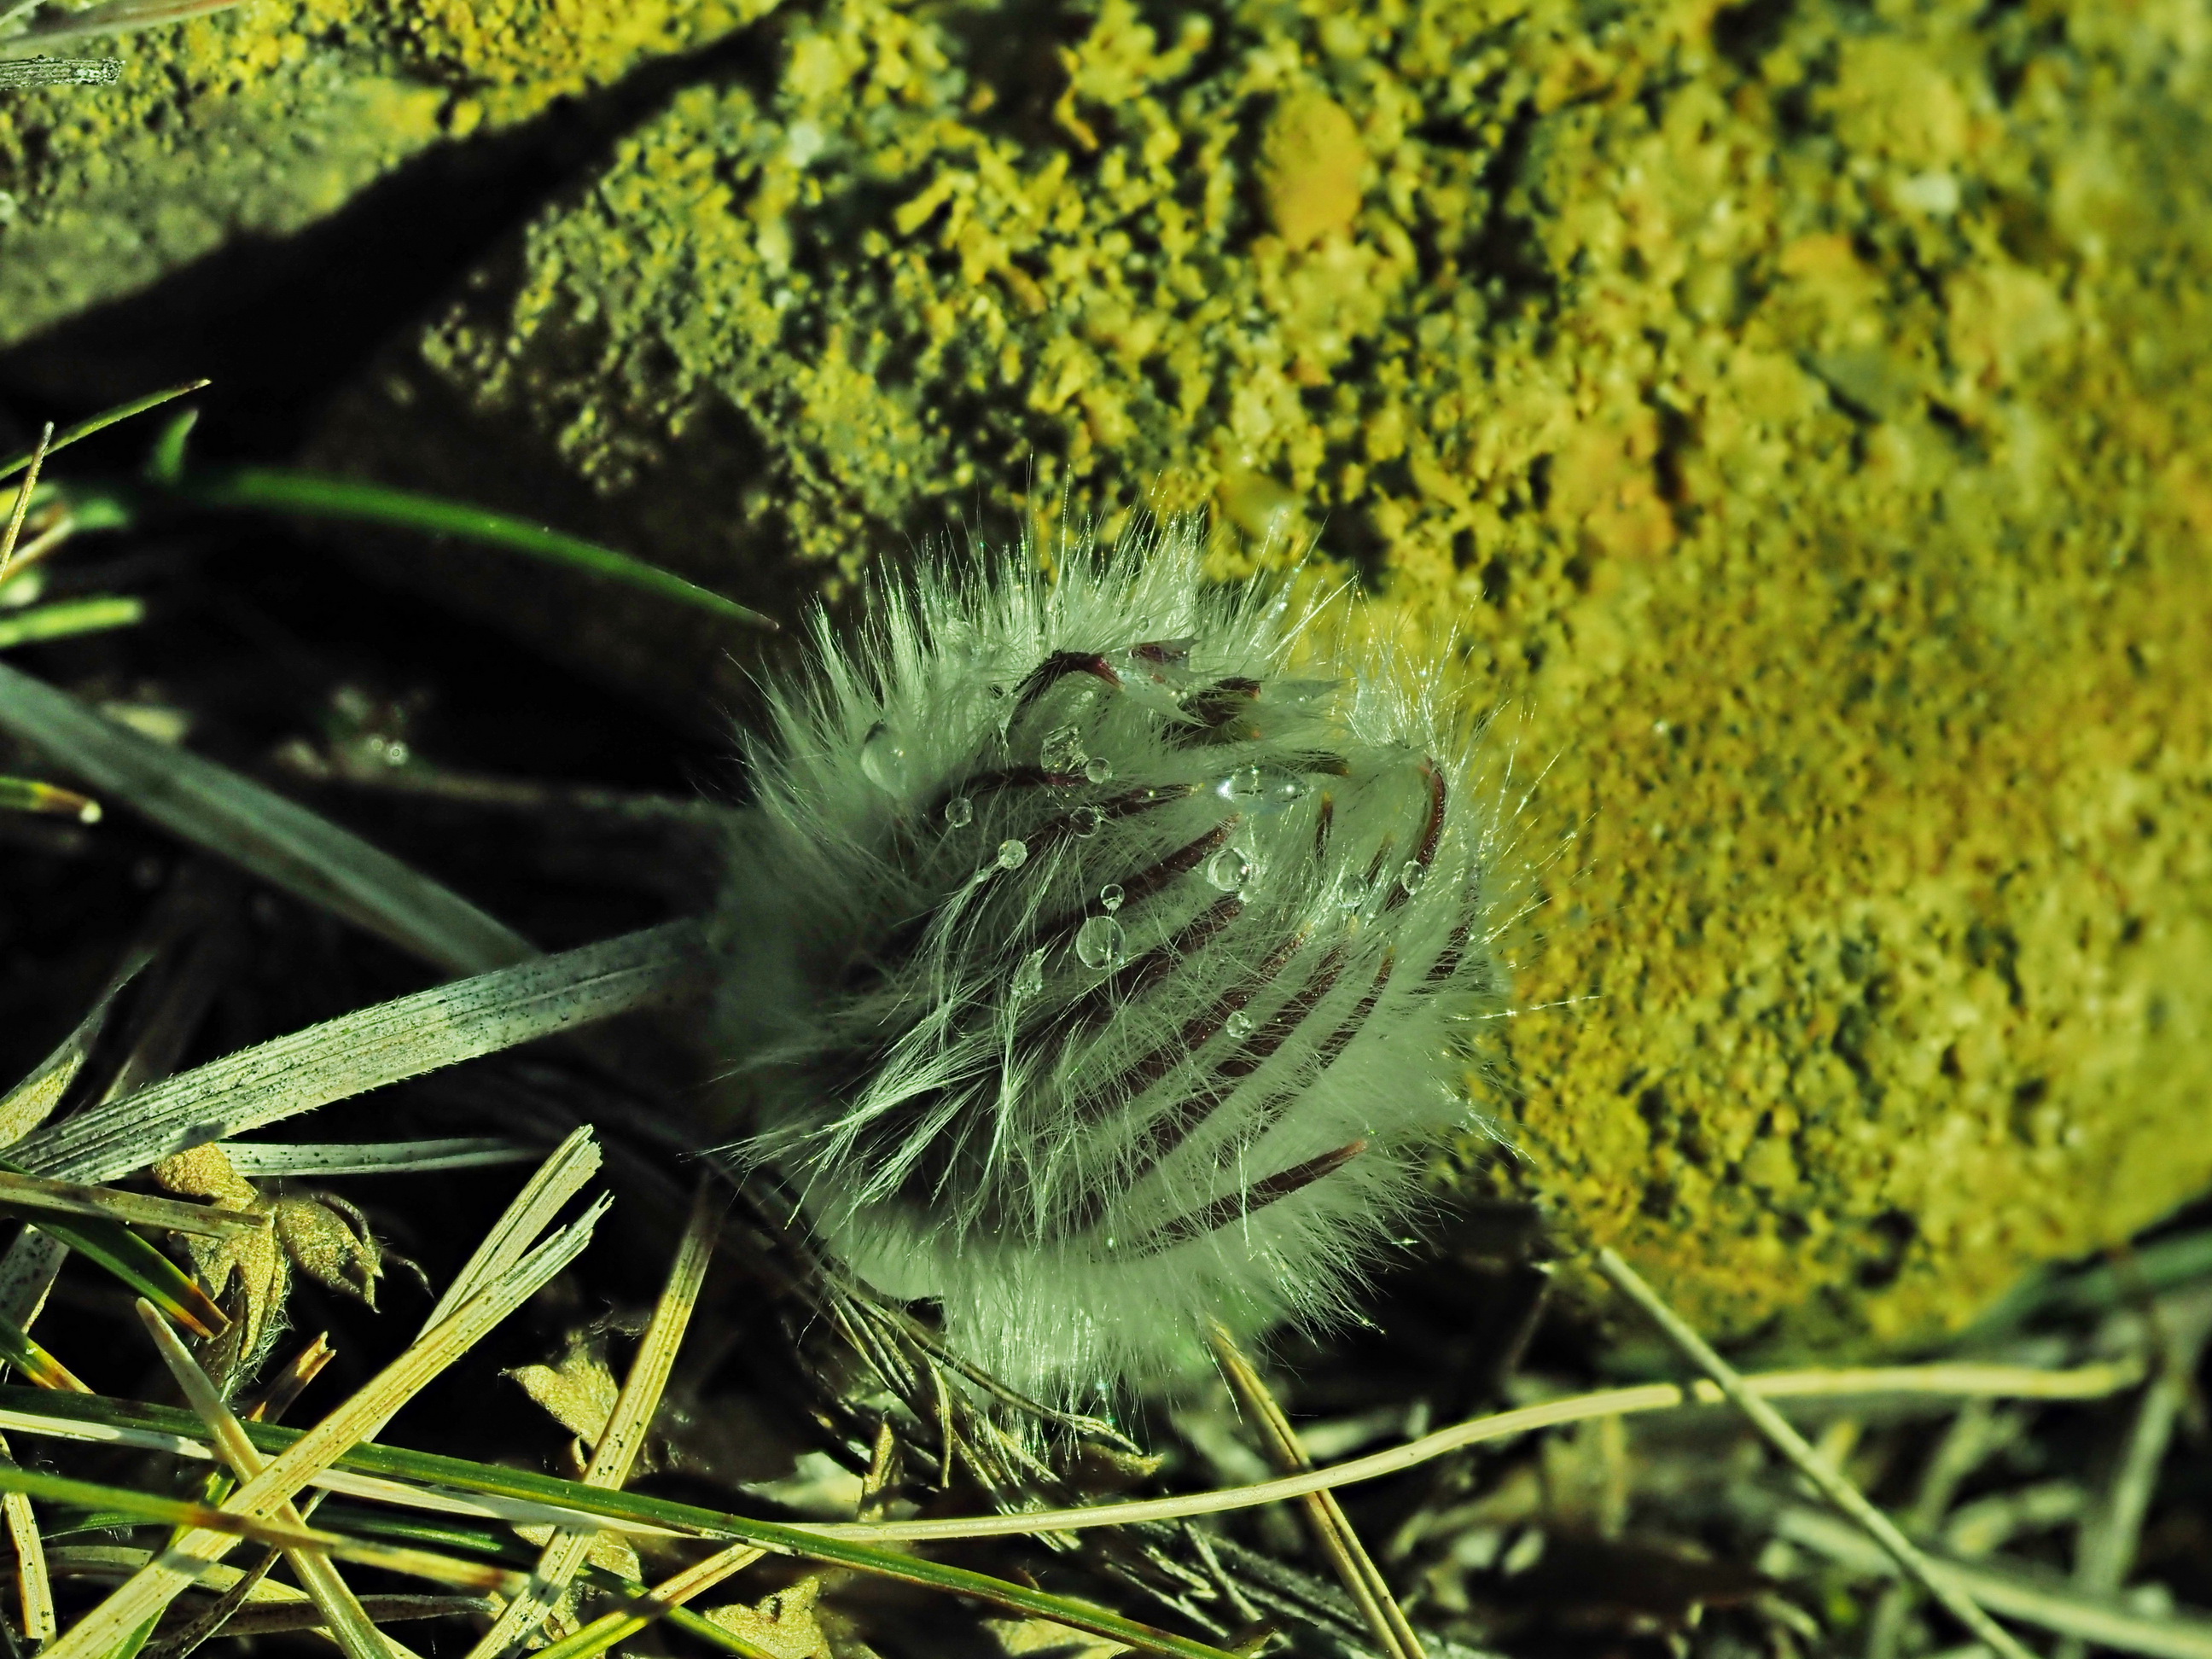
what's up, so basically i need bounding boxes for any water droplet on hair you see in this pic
[1012,949,1046,1001]
[1084,755,1113,783]
[859,722,909,792]
[1397,860,1428,896]
[1069,805,1103,838]
[1074,915,1127,970]
[996,838,1029,870]
[1097,882,1125,912]
[1039,723,1087,771]
[1216,766,1310,813]
[1225,1010,1256,1039]
[943,795,974,829]
[1204,847,1250,892]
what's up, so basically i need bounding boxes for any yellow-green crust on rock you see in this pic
[0,0,770,346]
[317,0,2212,1350]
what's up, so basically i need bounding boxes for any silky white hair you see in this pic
[707,521,1511,1405]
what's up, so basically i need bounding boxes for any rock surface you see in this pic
[0,0,770,346]
[308,0,2212,1351]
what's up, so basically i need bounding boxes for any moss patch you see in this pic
[0,0,770,346]
[317,0,2212,1349]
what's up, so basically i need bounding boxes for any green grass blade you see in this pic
[8,924,701,1186]
[0,385,209,486]
[0,1306,86,1391]
[0,776,101,824]
[0,1159,228,1339]
[0,1391,1237,1659]
[0,658,536,976]
[0,597,146,650]
[180,469,776,631]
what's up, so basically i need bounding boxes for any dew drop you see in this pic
[1397,859,1428,896]
[859,721,908,792]
[1203,847,1251,892]
[943,795,974,829]
[1039,723,1087,771]
[1012,949,1046,1001]
[1097,882,1125,912]
[1074,915,1128,970]
[997,838,1029,870]
[1215,766,1310,813]
[1084,755,1113,784]
[1225,1010,1256,1039]
[1069,805,1104,838]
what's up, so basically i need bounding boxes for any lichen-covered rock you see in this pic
[0,0,771,345]
[313,0,2212,1352]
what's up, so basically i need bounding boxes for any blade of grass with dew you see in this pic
[469,1179,722,1659]
[0,597,144,651]
[172,469,776,632]
[137,1301,396,1659]
[0,386,208,486]
[0,1158,229,1337]
[220,1140,535,1177]
[0,1357,2146,1550]
[0,1169,265,1241]
[0,777,102,824]
[7,923,705,1186]
[0,659,534,976]
[40,1203,604,1659]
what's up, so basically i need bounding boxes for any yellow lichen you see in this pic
[0,0,769,344]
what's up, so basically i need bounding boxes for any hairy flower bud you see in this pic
[708,525,1508,1402]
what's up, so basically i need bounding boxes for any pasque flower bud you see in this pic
[708,525,1507,1402]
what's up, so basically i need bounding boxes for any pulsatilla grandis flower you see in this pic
[710,526,1508,1402]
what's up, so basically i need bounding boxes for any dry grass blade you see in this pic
[0,658,533,975]
[531,1541,769,1659]
[469,1177,725,1659]
[0,1430,55,1644]
[1773,1503,2212,1659]
[0,1169,267,1239]
[137,1301,398,1659]
[789,1356,2144,1543]
[1209,1323,1423,1659]
[8,922,705,1185]
[1592,1246,2038,1659]
[0,422,49,585]
[422,1126,601,1333]
[224,1139,534,1177]
[43,1197,605,1659]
